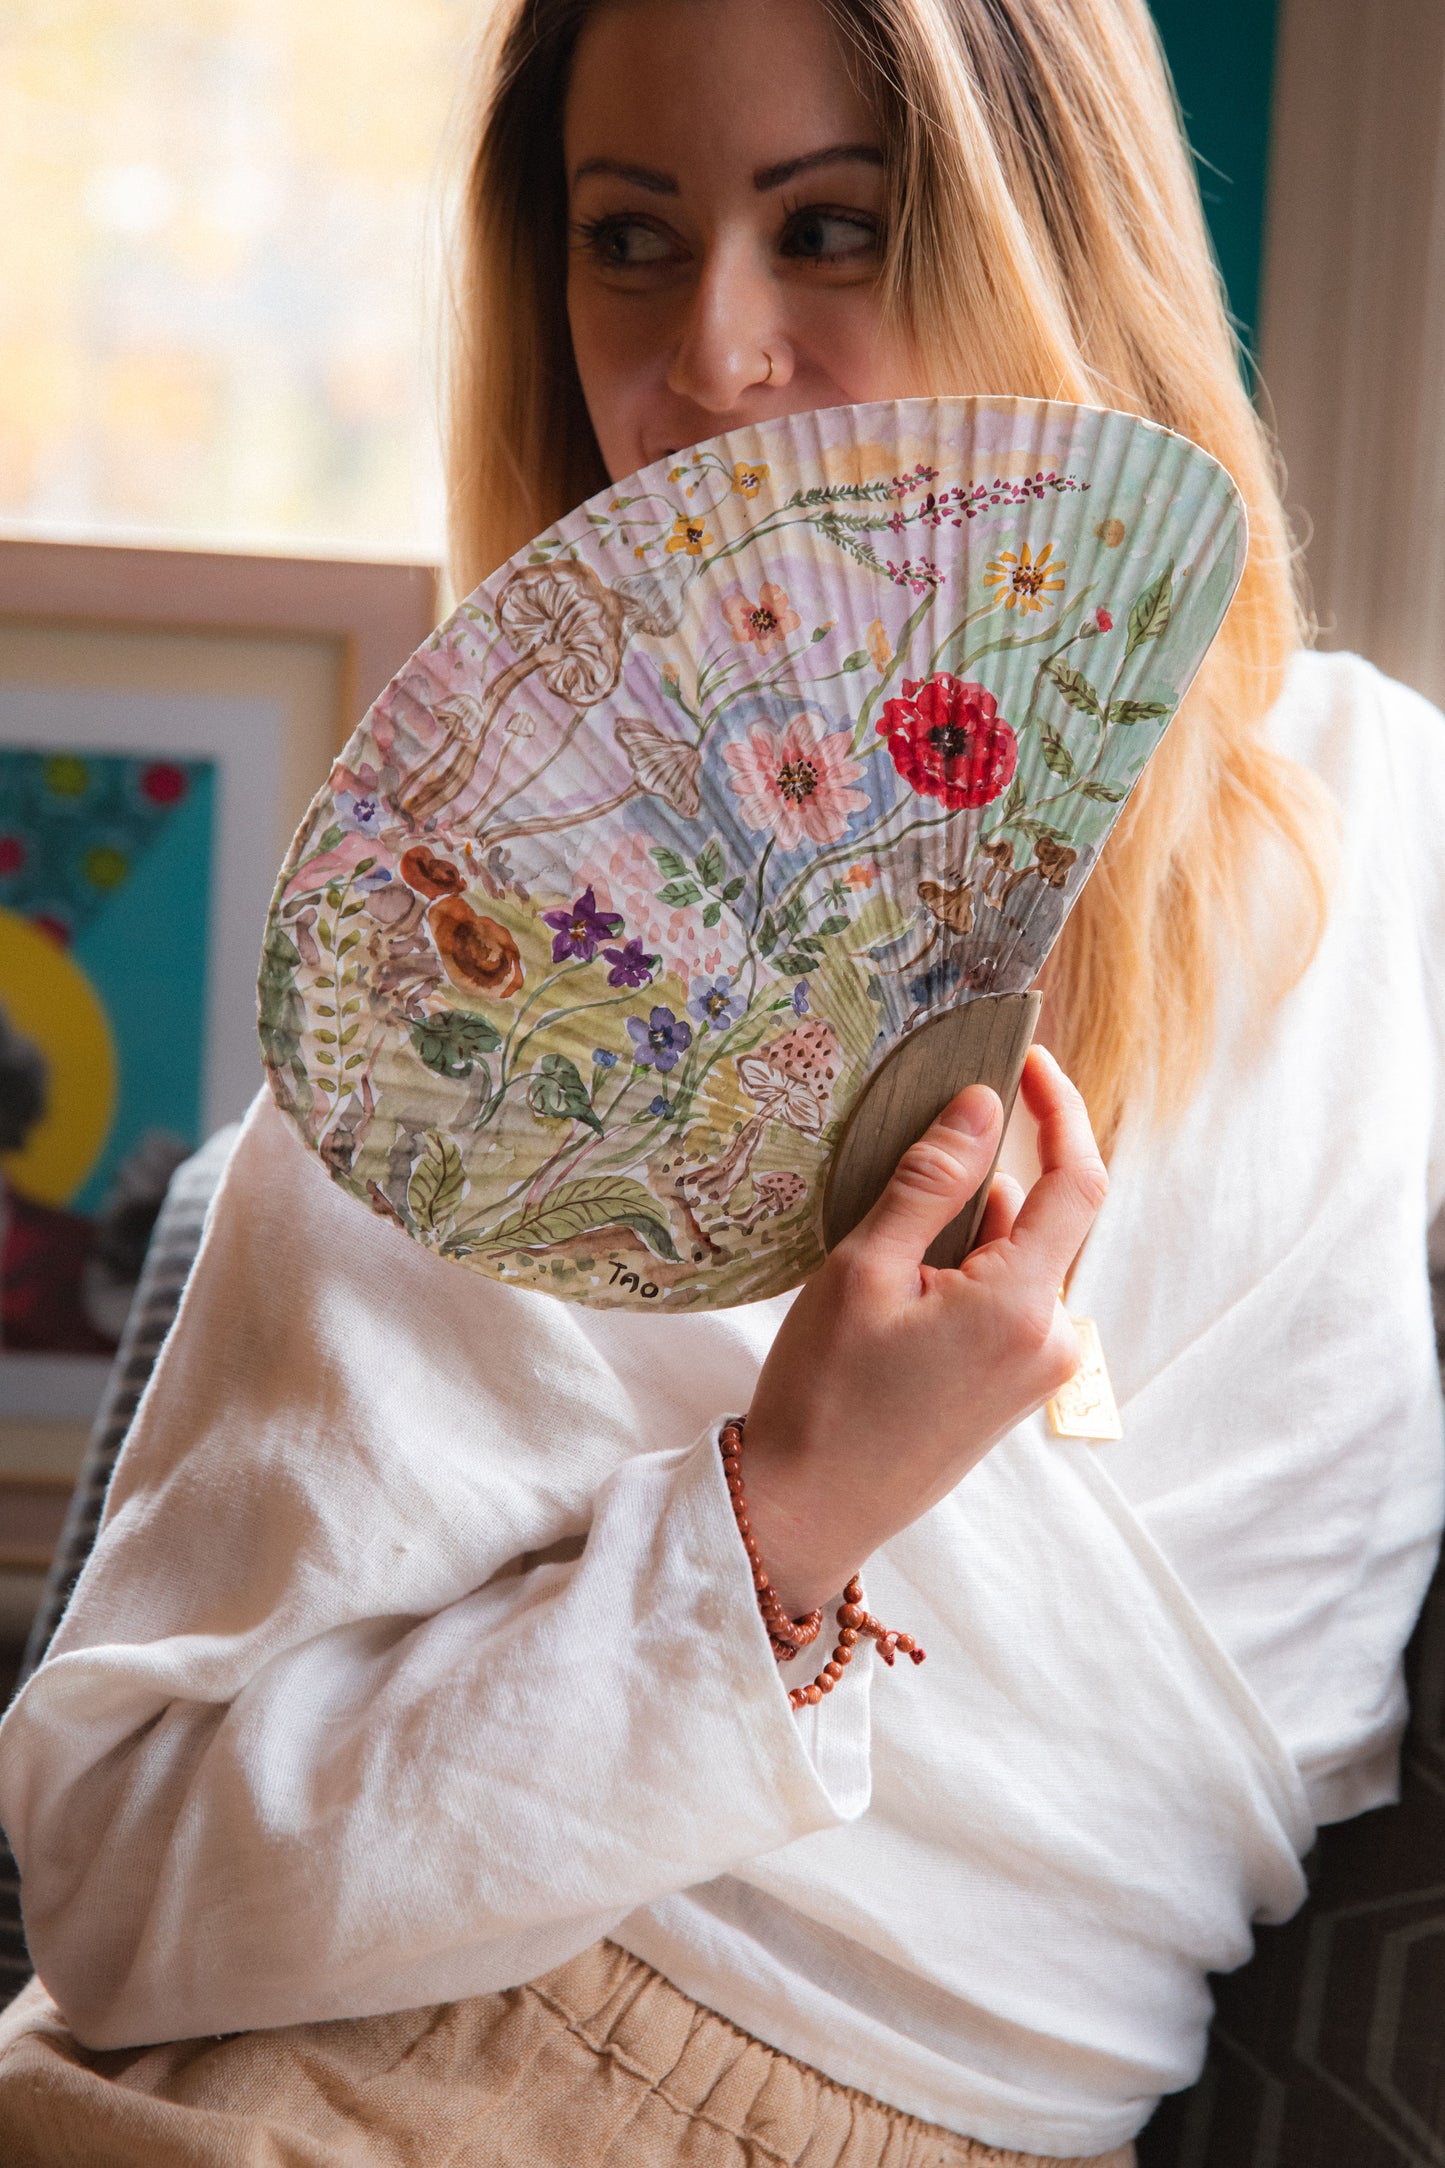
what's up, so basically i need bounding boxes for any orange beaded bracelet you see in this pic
[718,1416,925,1711]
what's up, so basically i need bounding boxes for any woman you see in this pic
[1,1,1442,2163]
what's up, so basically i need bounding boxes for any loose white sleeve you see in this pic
[0,1096,870,2050]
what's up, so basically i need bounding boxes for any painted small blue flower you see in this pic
[336,789,383,836]
[688,975,739,1030]
[627,1005,693,1073]
[356,864,393,892]
[648,1094,674,1119]
[541,885,623,963]
[592,1047,619,1069]
[602,937,658,988]
[790,980,810,1017]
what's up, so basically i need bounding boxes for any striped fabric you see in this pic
[0,1131,1443,2164]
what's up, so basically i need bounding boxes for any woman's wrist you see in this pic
[735,1409,870,1617]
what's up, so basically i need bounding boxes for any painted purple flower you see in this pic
[791,980,810,1017]
[627,1005,693,1073]
[602,937,659,987]
[336,789,384,836]
[592,1047,619,1069]
[648,1094,675,1120]
[688,976,739,1030]
[542,884,623,963]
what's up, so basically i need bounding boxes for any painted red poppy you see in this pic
[876,675,1018,810]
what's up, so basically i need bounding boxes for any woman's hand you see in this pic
[743,1046,1108,1615]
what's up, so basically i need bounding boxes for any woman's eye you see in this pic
[572,216,678,271]
[778,208,880,266]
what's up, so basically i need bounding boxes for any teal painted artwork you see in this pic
[0,749,215,1352]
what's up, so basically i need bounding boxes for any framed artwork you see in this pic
[0,540,439,1428]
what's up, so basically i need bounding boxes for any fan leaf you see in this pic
[479,1177,680,1261]
[528,1052,603,1134]
[1125,564,1174,658]
[1107,698,1172,727]
[1043,659,1102,718]
[408,1131,467,1233]
[409,1009,503,1079]
[1039,726,1076,782]
[695,839,726,889]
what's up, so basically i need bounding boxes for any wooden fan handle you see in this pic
[821,991,1042,1270]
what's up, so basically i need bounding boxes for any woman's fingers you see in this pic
[974,1169,1025,1250]
[1005,1047,1109,1283]
[850,1085,1003,1262]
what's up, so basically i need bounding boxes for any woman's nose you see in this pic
[666,235,791,413]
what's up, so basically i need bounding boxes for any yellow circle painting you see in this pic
[0,906,117,1207]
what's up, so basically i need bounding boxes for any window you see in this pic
[1,0,471,560]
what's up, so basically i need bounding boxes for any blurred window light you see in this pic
[0,0,471,561]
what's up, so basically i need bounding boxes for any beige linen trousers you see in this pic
[0,1940,1138,2168]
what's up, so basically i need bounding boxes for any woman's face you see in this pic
[563,0,922,483]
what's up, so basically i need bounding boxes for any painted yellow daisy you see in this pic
[665,514,713,556]
[732,461,770,498]
[983,541,1067,613]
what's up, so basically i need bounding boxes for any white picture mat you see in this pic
[0,623,342,1424]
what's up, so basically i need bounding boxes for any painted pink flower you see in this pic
[723,711,869,850]
[721,581,802,657]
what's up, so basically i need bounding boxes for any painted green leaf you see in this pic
[407,1131,467,1233]
[1043,658,1102,718]
[480,1177,680,1262]
[257,926,305,1068]
[316,825,344,854]
[1080,780,1129,803]
[702,901,722,929]
[841,650,868,671]
[650,845,688,879]
[1039,726,1076,782]
[773,950,819,977]
[695,839,726,889]
[721,874,747,903]
[657,878,703,909]
[1125,563,1174,659]
[1106,699,1172,727]
[816,913,851,937]
[528,1051,603,1134]
[408,1008,503,1079]
[757,911,778,956]
[810,624,831,643]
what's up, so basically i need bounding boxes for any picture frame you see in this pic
[0,539,440,1432]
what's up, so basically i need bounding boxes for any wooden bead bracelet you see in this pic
[718,1416,925,1712]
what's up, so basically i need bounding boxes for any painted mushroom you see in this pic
[685,1018,842,1209]
[401,561,628,821]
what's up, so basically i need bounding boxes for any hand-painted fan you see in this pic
[259,397,1244,1309]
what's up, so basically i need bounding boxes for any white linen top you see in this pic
[2,649,1443,2159]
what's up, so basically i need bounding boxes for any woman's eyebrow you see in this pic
[571,158,678,193]
[569,145,885,195]
[753,144,885,191]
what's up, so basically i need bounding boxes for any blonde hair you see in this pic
[445,0,1334,1150]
